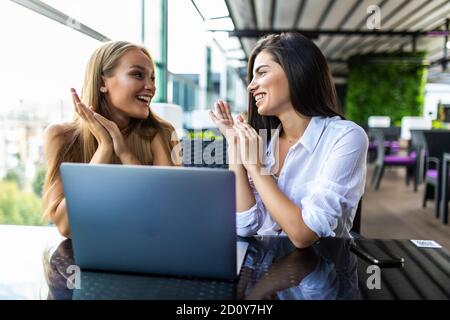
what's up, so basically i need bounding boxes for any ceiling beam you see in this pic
[363,0,450,54]
[315,0,336,29]
[250,0,258,28]
[10,0,110,42]
[224,0,248,59]
[269,0,277,29]
[330,0,411,60]
[322,0,388,53]
[340,0,434,58]
[292,0,307,28]
[229,28,449,38]
[320,0,365,52]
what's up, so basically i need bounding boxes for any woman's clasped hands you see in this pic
[209,100,264,174]
[70,88,135,162]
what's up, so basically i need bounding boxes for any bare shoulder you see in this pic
[44,122,72,138]
[43,122,73,152]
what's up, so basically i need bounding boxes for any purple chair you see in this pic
[371,129,418,191]
[368,141,400,164]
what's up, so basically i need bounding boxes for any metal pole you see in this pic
[155,0,168,102]
[444,18,449,71]
[141,0,145,44]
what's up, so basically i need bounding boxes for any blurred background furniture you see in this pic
[370,129,418,191]
[440,152,450,224]
[400,116,432,140]
[368,116,391,128]
[151,103,186,139]
[421,130,450,219]
[409,129,427,185]
[367,126,401,162]
[350,198,363,238]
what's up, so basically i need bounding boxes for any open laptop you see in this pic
[60,163,248,281]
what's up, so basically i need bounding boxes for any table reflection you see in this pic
[239,237,359,300]
[44,237,359,300]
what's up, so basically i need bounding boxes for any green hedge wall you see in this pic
[344,52,427,125]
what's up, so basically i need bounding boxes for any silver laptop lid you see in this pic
[60,163,238,280]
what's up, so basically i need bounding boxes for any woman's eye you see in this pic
[132,72,143,78]
[255,71,266,78]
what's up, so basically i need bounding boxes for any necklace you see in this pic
[286,137,298,144]
[281,130,299,144]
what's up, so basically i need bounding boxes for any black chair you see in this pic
[370,129,418,191]
[377,126,401,142]
[368,127,401,163]
[440,152,450,224]
[368,126,401,147]
[409,129,427,185]
[422,130,450,219]
[350,198,363,238]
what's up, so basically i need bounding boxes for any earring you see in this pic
[100,87,107,93]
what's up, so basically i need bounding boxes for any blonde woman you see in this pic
[43,41,180,238]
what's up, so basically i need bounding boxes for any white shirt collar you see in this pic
[297,116,327,154]
[273,116,327,154]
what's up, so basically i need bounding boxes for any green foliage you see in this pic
[0,181,44,226]
[4,167,25,189]
[345,52,428,125]
[187,129,223,140]
[33,165,47,197]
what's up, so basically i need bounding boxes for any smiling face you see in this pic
[247,50,292,117]
[103,48,156,123]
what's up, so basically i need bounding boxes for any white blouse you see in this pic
[236,116,368,238]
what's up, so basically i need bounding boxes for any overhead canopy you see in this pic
[194,0,450,81]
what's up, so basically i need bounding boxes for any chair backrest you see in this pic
[422,130,450,160]
[369,126,400,142]
[410,130,427,182]
[368,129,386,166]
[368,116,391,128]
[410,130,427,151]
[380,126,401,141]
[351,198,362,235]
[401,116,432,140]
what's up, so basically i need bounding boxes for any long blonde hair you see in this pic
[42,41,179,220]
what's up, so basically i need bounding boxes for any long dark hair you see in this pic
[247,32,344,137]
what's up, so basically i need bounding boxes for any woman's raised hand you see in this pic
[92,112,133,161]
[233,121,264,174]
[71,88,112,148]
[209,100,242,140]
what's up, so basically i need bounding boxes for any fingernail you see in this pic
[70,88,76,94]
